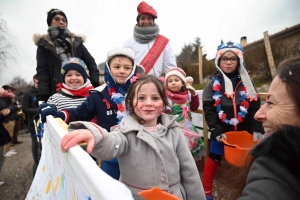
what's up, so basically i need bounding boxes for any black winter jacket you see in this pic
[22,86,39,134]
[33,33,99,101]
[203,72,264,139]
[238,126,300,200]
[0,114,12,146]
[0,97,18,123]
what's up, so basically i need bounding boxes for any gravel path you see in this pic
[0,131,33,200]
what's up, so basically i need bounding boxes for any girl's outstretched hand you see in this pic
[61,129,95,154]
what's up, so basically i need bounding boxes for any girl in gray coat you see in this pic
[61,75,205,200]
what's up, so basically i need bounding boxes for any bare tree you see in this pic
[9,76,31,94]
[176,37,207,84]
[0,16,18,74]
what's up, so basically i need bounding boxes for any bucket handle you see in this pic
[222,138,236,148]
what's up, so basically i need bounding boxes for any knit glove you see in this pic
[253,131,264,142]
[216,133,227,143]
[186,84,197,95]
[38,103,64,123]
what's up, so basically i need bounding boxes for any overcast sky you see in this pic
[0,0,300,85]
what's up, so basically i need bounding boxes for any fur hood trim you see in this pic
[32,32,86,46]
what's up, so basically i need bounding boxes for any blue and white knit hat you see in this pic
[215,41,257,99]
[61,57,88,83]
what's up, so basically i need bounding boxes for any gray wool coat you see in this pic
[69,113,205,200]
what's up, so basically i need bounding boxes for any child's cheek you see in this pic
[154,103,163,114]
[134,103,143,113]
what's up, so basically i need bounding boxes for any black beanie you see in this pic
[47,8,68,27]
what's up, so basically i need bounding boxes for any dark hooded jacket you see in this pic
[238,125,300,200]
[203,71,264,139]
[22,86,39,134]
[0,97,19,123]
[33,33,99,101]
[0,113,12,146]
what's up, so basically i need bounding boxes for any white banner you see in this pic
[26,116,133,200]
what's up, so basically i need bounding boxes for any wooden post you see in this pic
[198,46,203,85]
[263,31,276,79]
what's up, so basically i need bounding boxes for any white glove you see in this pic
[186,84,196,95]
[216,133,227,143]
[253,132,264,142]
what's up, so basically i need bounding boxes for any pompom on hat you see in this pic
[215,41,257,100]
[165,67,187,85]
[47,8,68,27]
[61,57,88,83]
[137,1,157,18]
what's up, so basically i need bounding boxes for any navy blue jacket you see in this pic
[64,85,119,132]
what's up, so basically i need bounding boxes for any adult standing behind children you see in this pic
[123,1,176,76]
[202,41,264,200]
[39,47,145,181]
[0,104,11,186]
[0,87,19,157]
[33,8,99,102]
[22,74,40,176]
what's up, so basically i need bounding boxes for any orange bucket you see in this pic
[222,131,260,167]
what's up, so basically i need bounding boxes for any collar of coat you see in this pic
[32,32,86,46]
[250,125,300,177]
[113,113,179,134]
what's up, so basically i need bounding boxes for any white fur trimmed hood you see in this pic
[32,32,87,46]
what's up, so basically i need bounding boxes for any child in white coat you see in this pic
[61,75,206,200]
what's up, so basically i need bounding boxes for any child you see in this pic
[202,41,264,200]
[39,47,145,181]
[47,57,94,111]
[164,67,205,159]
[61,75,206,200]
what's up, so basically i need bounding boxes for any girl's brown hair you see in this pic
[277,56,300,116]
[125,75,170,125]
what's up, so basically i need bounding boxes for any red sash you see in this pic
[140,35,169,74]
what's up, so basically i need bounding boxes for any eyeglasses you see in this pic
[53,17,66,23]
[220,57,238,64]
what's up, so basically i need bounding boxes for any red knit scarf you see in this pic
[166,90,188,104]
[56,83,93,98]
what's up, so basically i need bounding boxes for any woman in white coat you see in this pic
[123,1,176,76]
